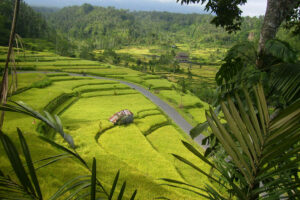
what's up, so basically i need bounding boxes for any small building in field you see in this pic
[248,32,255,41]
[109,109,134,125]
[176,52,189,63]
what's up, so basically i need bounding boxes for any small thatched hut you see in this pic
[109,109,134,125]
[176,52,189,63]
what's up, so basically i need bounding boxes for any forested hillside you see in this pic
[0,0,51,45]
[44,4,263,49]
[0,0,76,56]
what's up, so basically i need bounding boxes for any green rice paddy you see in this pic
[0,46,216,199]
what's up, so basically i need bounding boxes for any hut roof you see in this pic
[176,52,189,58]
[176,52,190,63]
[109,109,133,124]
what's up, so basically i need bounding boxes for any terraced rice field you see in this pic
[0,46,209,125]
[111,44,224,93]
[0,46,215,199]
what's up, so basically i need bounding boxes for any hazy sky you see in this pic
[24,0,267,16]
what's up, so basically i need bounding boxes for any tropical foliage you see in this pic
[215,39,299,108]
[0,0,299,199]
[43,4,263,49]
[0,0,49,45]
[164,83,300,199]
[0,101,137,199]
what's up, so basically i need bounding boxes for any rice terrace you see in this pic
[0,0,299,200]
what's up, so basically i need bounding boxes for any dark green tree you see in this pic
[178,0,300,68]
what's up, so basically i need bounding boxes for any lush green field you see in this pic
[0,46,210,125]
[0,46,219,199]
[99,44,223,104]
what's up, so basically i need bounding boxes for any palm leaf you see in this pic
[0,130,36,198]
[0,173,32,200]
[129,190,137,200]
[265,39,297,63]
[189,121,209,139]
[160,178,207,193]
[0,101,75,148]
[161,183,210,199]
[169,83,300,199]
[117,181,126,200]
[215,41,256,86]
[17,128,42,199]
[109,170,120,200]
[269,63,300,106]
[90,158,96,200]
[49,176,90,200]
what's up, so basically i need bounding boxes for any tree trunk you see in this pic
[0,0,20,128]
[256,0,298,69]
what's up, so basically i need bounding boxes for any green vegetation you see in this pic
[163,84,300,199]
[1,0,299,199]
[0,0,75,56]
[0,46,214,199]
[46,5,263,49]
[0,46,209,125]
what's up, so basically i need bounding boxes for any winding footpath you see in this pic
[19,71,207,148]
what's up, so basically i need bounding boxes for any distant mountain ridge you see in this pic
[42,4,263,49]
[32,6,60,14]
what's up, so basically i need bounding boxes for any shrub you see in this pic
[195,87,217,104]
[44,92,76,113]
[31,78,52,88]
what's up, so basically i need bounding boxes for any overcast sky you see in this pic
[24,0,267,16]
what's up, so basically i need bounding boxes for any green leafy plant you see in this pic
[163,83,300,199]
[0,101,138,199]
[192,39,299,140]
[30,78,52,89]
[215,39,299,105]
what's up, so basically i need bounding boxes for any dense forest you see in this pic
[0,0,75,56]
[0,0,50,45]
[44,4,263,49]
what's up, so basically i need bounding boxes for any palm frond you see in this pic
[109,170,120,200]
[90,158,96,200]
[268,63,300,106]
[265,39,297,63]
[0,130,38,198]
[215,41,256,86]
[17,128,42,199]
[189,121,209,139]
[164,83,300,199]
[0,101,75,148]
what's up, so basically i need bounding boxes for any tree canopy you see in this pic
[178,0,248,32]
[178,0,300,34]
[42,4,263,49]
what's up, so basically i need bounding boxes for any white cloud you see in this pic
[153,0,174,2]
[240,0,267,16]
[153,0,267,16]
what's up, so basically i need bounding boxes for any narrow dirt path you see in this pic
[19,71,206,148]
